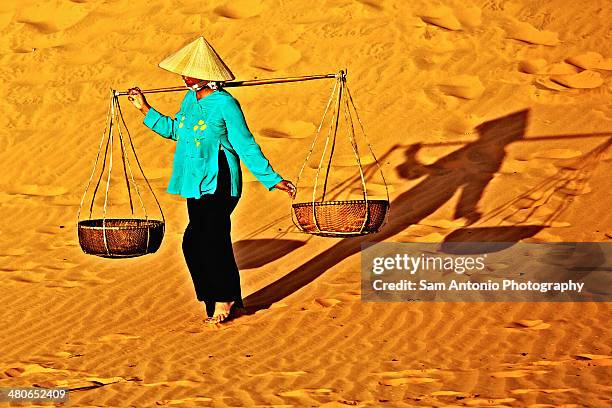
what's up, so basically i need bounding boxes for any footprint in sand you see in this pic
[419,6,462,31]
[314,298,342,308]
[519,59,580,75]
[251,36,301,72]
[214,0,263,19]
[419,5,481,30]
[34,376,129,391]
[504,18,560,46]
[2,363,69,379]
[558,181,593,195]
[509,319,551,330]
[566,51,612,70]
[412,30,461,68]
[535,77,575,91]
[550,70,604,89]
[574,353,612,365]
[545,62,582,75]
[438,75,485,99]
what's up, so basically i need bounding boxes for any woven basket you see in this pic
[78,219,165,258]
[292,200,389,237]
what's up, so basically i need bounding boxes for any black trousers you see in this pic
[182,150,243,316]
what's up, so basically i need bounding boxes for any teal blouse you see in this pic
[143,89,283,198]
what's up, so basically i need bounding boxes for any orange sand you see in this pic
[0,0,610,406]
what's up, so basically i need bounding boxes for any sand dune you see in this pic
[504,18,561,46]
[0,0,610,406]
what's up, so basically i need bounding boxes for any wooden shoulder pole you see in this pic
[114,71,345,96]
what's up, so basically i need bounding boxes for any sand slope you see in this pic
[0,0,610,406]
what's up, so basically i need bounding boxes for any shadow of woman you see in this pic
[445,135,612,244]
[242,109,529,312]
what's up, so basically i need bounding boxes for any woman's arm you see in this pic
[142,108,182,141]
[222,98,284,191]
[127,87,181,141]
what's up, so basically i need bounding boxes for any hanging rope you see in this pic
[291,70,390,237]
[311,76,342,232]
[77,92,113,223]
[342,80,369,234]
[345,84,390,207]
[77,91,166,258]
[115,95,165,226]
[291,75,340,232]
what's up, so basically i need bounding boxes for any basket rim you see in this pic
[308,230,380,237]
[82,252,151,258]
[78,218,165,231]
[292,199,389,208]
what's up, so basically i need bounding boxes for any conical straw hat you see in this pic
[158,36,235,81]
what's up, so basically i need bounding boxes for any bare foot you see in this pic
[204,301,235,324]
[200,301,210,318]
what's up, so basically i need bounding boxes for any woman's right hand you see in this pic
[274,180,297,199]
[127,87,150,114]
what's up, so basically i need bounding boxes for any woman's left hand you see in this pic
[274,180,297,198]
[127,87,150,115]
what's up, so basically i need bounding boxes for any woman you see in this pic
[126,36,296,325]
